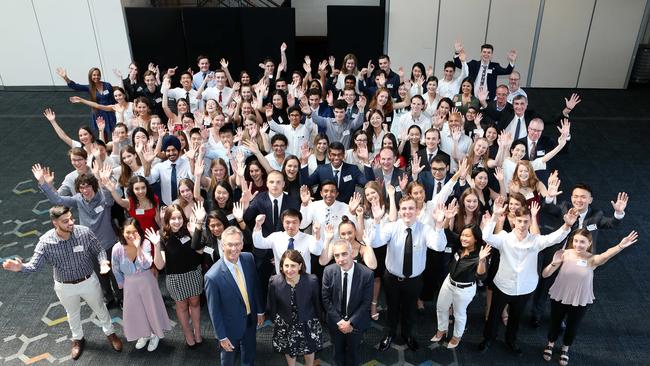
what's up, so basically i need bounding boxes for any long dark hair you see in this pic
[127,176,156,206]
[119,218,145,246]
[209,180,234,213]
[119,146,142,187]
[460,223,484,253]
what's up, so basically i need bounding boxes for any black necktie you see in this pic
[288,237,295,250]
[273,199,279,228]
[436,181,442,195]
[530,141,537,160]
[341,272,348,318]
[403,227,413,278]
[333,169,340,188]
[428,153,433,164]
[170,163,178,201]
[514,118,522,140]
[185,91,190,104]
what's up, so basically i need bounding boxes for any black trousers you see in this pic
[483,286,532,343]
[547,300,588,346]
[531,243,563,319]
[330,326,364,366]
[383,272,422,338]
[92,246,122,303]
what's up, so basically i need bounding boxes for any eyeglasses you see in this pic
[431,167,446,172]
[273,144,286,148]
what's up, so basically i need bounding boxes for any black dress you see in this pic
[272,285,323,357]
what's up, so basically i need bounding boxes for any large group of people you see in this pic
[2,39,639,366]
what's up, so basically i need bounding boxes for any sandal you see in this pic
[543,344,553,361]
[559,349,569,366]
[371,302,379,320]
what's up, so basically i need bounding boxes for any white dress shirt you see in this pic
[370,220,447,278]
[252,230,322,273]
[506,115,527,140]
[340,264,355,310]
[202,86,233,109]
[268,120,315,156]
[438,62,469,99]
[167,87,200,112]
[440,123,472,172]
[192,71,216,90]
[300,200,353,239]
[391,112,432,137]
[147,156,192,205]
[482,219,571,296]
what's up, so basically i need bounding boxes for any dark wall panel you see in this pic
[327,6,384,67]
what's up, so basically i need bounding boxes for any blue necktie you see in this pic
[170,163,178,201]
[288,237,295,250]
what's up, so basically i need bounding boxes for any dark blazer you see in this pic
[416,148,451,170]
[514,135,558,161]
[243,193,300,236]
[321,262,374,331]
[366,167,409,203]
[267,273,321,323]
[543,202,622,247]
[454,57,513,100]
[417,171,453,202]
[491,103,538,133]
[481,100,511,126]
[300,162,371,203]
[204,252,263,341]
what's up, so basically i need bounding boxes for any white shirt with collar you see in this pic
[264,153,285,171]
[202,86,233,109]
[370,220,447,278]
[268,192,284,225]
[438,61,469,99]
[391,112,431,137]
[267,119,315,156]
[482,219,571,296]
[473,62,490,96]
[147,156,192,206]
[252,230,323,273]
[340,263,355,312]
[440,123,472,172]
[167,87,200,112]
[507,115,527,140]
[300,200,353,239]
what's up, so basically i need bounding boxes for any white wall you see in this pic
[387,0,438,72]
[0,0,131,87]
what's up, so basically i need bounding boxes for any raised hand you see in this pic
[477,86,489,102]
[254,214,266,229]
[324,224,334,242]
[492,195,506,216]
[145,227,161,246]
[357,95,367,110]
[96,116,106,133]
[113,68,123,78]
[192,202,206,223]
[433,202,446,226]
[454,40,463,53]
[43,108,56,123]
[611,192,629,214]
[357,143,369,162]
[69,96,82,104]
[530,200,540,218]
[507,49,517,63]
[479,245,492,260]
[349,192,362,213]
[546,171,563,198]
[55,67,67,79]
[565,93,581,111]
[493,166,504,181]
[563,207,580,227]
[300,185,312,205]
[240,181,259,206]
[220,58,229,69]
[398,173,409,192]
[371,201,385,220]
[551,249,565,266]
[617,230,639,249]
[411,154,424,177]
[232,202,244,222]
[32,164,46,184]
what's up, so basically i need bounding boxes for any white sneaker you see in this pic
[147,335,159,352]
[135,337,149,350]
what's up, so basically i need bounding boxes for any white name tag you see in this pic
[135,208,145,215]
[395,186,401,192]
[454,252,459,260]
[342,130,350,136]
[180,236,191,244]
[343,175,352,182]
[203,246,214,256]
[137,86,143,92]
[102,89,109,95]
[524,191,534,200]
[386,116,392,122]
[576,259,588,267]
[538,150,545,156]
[351,113,358,119]
[455,101,462,107]
[73,245,84,253]
[387,83,394,88]
[586,224,597,231]
[487,69,493,74]
[94,206,104,213]
[226,214,235,221]
[278,116,284,124]
[444,246,452,253]
[155,97,162,103]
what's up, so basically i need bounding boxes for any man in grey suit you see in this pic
[322,239,374,366]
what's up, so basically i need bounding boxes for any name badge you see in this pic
[180,236,191,244]
[351,113,358,119]
[387,83,394,88]
[455,101,462,106]
[137,86,143,92]
[278,116,284,124]
[576,259,588,267]
[444,246,453,253]
[538,150,545,156]
[523,191,534,200]
[342,130,350,136]
[135,208,145,215]
[226,214,235,221]
[155,97,162,103]
[73,245,84,253]
[386,116,392,122]
[343,175,352,182]
[203,246,214,256]
[586,224,597,231]
[487,69,493,74]
[94,206,104,214]
[102,89,109,95]
[454,252,459,260]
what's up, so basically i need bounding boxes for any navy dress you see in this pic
[67,80,116,135]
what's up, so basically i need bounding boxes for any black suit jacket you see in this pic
[321,262,374,331]
[417,171,453,202]
[300,162,371,203]
[491,104,538,133]
[267,273,321,323]
[366,167,409,203]
[543,202,622,248]
[243,192,300,236]
[455,57,513,99]
[416,148,451,170]
[514,135,557,161]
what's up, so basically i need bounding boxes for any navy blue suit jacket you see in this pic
[417,172,453,202]
[455,57,513,100]
[365,167,409,203]
[243,192,300,236]
[321,262,374,331]
[205,252,263,342]
[300,162,371,203]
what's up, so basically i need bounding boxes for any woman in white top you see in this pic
[408,62,427,97]
[69,87,134,126]
[423,76,441,118]
[334,53,360,92]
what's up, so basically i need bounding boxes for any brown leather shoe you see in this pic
[107,333,123,352]
[71,338,85,360]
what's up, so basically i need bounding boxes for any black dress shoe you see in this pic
[477,339,491,353]
[405,336,419,351]
[378,335,393,351]
[530,317,541,328]
[506,341,523,356]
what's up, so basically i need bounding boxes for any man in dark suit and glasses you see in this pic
[322,239,374,366]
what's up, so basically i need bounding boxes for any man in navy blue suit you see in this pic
[453,41,517,100]
[322,239,374,366]
[205,226,264,366]
[300,141,371,203]
[365,147,410,203]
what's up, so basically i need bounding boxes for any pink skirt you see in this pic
[123,270,172,341]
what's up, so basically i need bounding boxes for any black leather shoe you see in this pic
[530,316,541,328]
[378,335,393,351]
[506,341,523,356]
[405,336,419,351]
[477,339,491,353]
